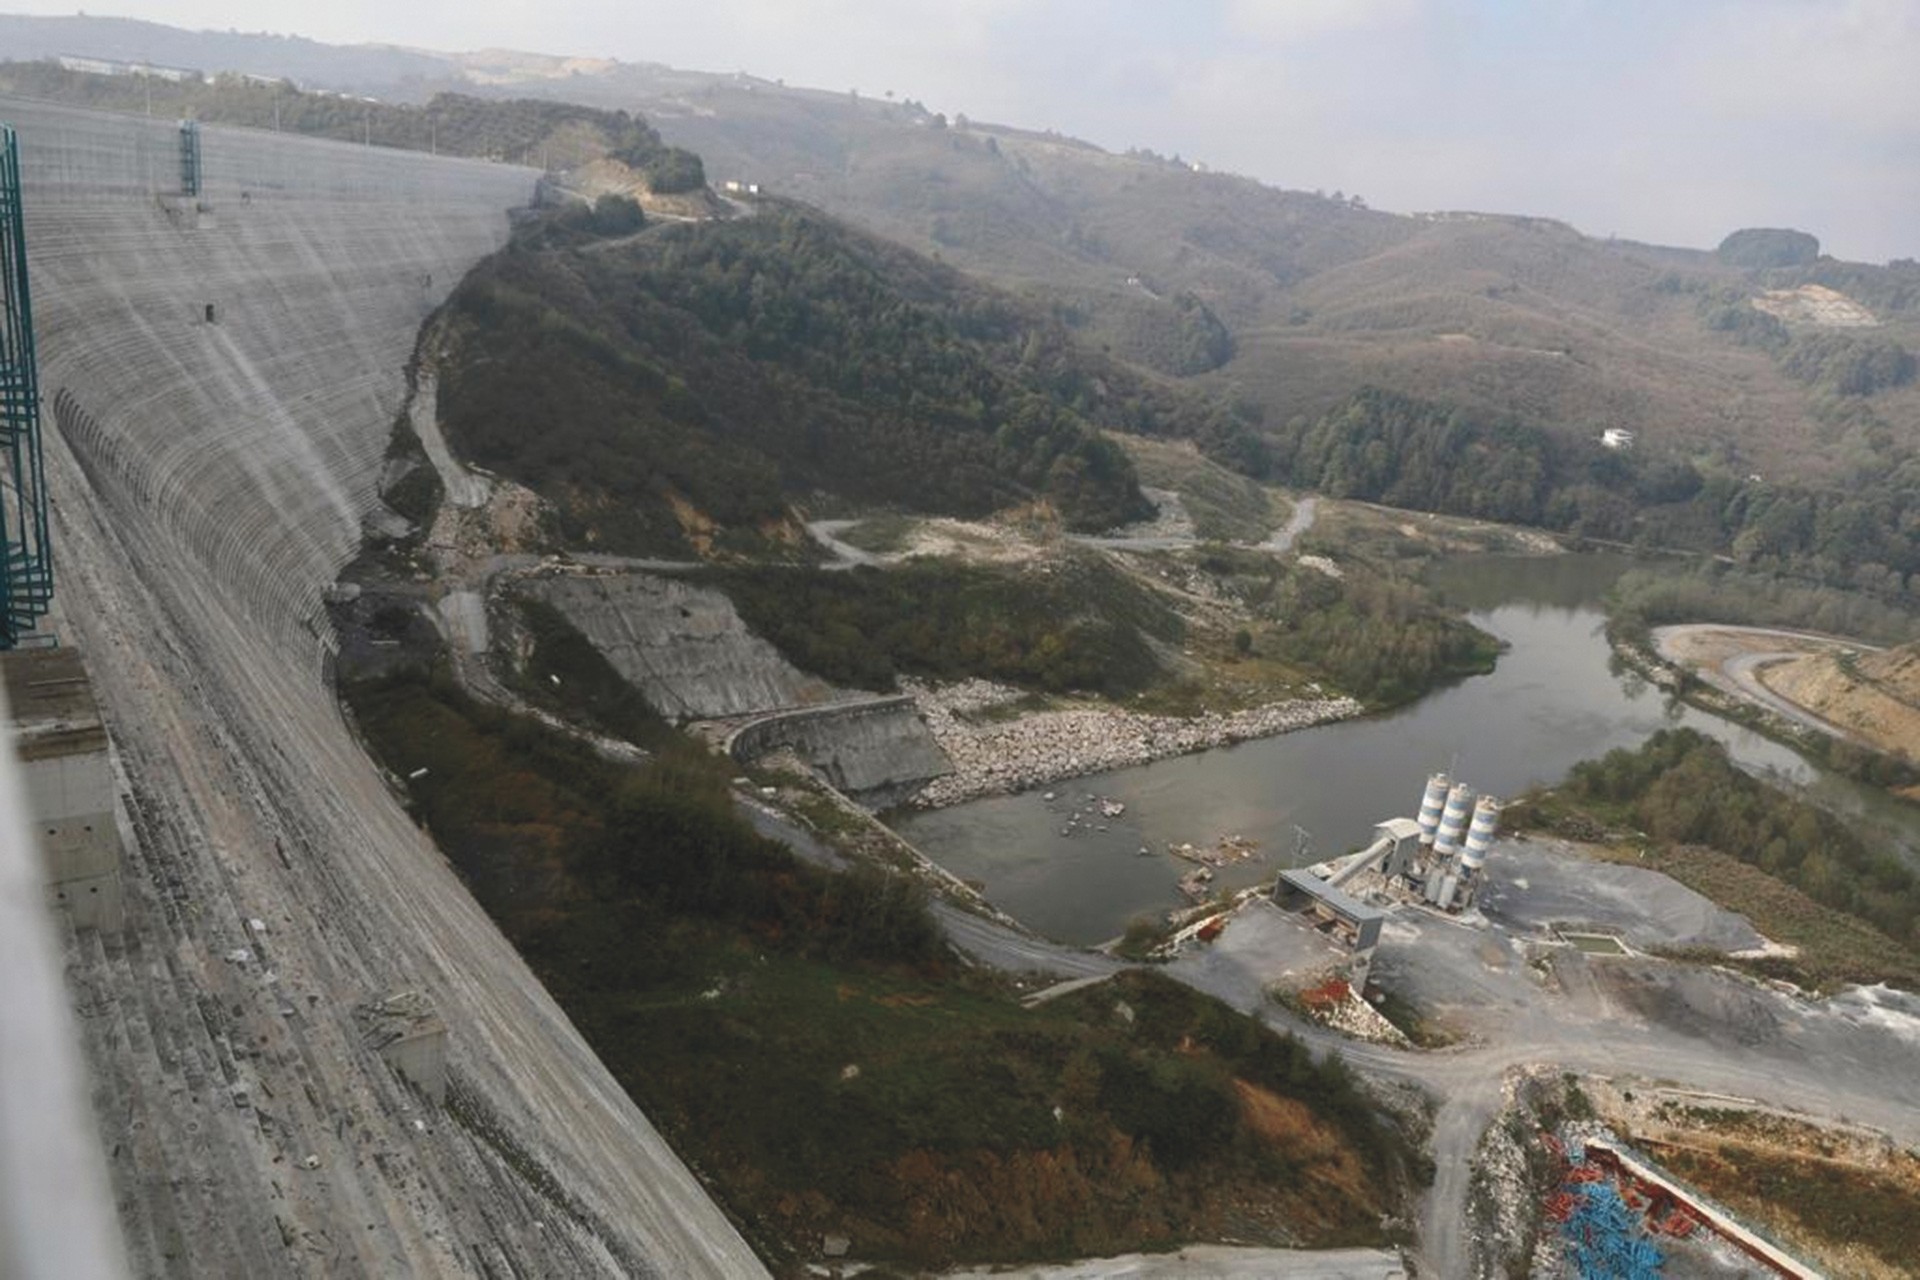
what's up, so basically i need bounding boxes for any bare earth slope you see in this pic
[1764,642,1920,760]
[12,97,764,1277]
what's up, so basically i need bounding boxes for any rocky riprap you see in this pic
[907,678,1361,807]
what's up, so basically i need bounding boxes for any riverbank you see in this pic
[906,678,1363,808]
[1611,623,1920,799]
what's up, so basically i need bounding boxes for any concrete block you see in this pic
[358,992,449,1105]
[47,868,124,931]
[35,812,118,879]
[3,648,124,931]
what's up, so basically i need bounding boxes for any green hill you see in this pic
[434,202,1166,554]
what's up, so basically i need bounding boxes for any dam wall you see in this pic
[728,695,953,798]
[8,97,765,1276]
[19,98,523,649]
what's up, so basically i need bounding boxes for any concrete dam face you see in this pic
[9,97,764,1276]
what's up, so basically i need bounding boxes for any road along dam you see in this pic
[8,97,766,1276]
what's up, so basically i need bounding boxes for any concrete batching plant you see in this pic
[1274,771,1502,931]
[1414,773,1500,911]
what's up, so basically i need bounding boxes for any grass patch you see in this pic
[835,514,919,554]
[1650,1139,1920,1277]
[1114,436,1277,543]
[706,554,1183,699]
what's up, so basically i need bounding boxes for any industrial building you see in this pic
[1270,775,1504,969]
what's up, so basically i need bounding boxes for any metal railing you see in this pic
[1,123,54,649]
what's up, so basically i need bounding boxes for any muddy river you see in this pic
[893,553,1920,945]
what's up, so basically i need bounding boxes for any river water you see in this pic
[894,553,1920,945]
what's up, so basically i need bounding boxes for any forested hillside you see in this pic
[566,70,1920,494]
[1266,387,1920,604]
[435,203,1168,554]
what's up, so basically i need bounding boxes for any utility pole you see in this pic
[364,110,371,147]
[273,99,280,132]
[429,117,436,156]
[143,76,151,117]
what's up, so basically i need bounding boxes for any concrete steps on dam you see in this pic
[7,96,767,1276]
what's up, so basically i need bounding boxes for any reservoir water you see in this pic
[894,553,1920,945]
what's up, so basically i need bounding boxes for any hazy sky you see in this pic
[16,0,1920,259]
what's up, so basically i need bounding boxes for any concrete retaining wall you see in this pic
[528,572,838,720]
[728,695,952,798]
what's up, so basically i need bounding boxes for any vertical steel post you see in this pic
[177,119,201,197]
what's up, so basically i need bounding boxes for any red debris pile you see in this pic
[1298,977,1351,1009]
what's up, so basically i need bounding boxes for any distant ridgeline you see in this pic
[432,203,1243,554]
[0,61,705,189]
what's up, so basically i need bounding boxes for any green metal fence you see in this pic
[1,123,53,648]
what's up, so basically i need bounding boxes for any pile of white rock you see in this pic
[906,678,1361,808]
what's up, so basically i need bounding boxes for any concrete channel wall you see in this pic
[727,695,953,797]
[7,97,768,1277]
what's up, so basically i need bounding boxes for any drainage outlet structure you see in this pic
[0,122,52,648]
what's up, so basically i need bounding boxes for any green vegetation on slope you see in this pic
[437,204,1158,554]
[1652,1137,1920,1276]
[342,662,1421,1267]
[1115,436,1277,543]
[0,62,707,189]
[1716,227,1821,270]
[1699,291,1917,397]
[1607,562,1920,649]
[1192,544,1501,707]
[710,535,1497,711]
[1268,387,1920,603]
[1511,728,1920,986]
[707,555,1182,699]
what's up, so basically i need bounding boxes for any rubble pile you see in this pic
[907,679,1362,807]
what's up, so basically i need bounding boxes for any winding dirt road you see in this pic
[1652,623,1880,746]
